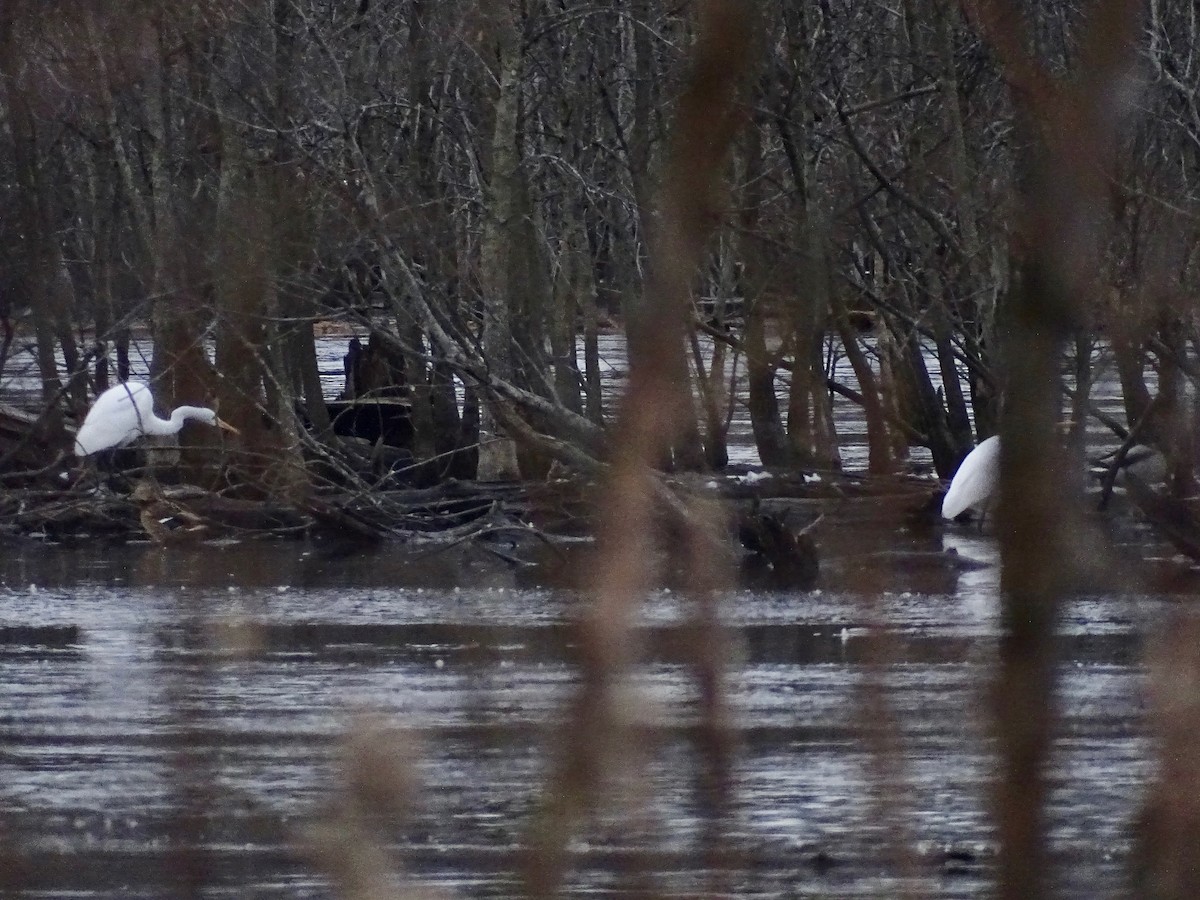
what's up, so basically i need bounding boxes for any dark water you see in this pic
[0,530,1170,898]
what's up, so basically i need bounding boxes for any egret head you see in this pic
[176,407,239,435]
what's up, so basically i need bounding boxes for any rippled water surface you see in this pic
[0,531,1174,898]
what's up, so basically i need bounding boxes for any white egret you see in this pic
[74,380,237,456]
[942,435,1000,520]
[943,434,1171,523]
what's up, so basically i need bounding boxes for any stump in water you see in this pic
[737,507,820,588]
[328,335,417,467]
[326,400,413,449]
[341,334,407,401]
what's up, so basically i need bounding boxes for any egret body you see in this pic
[74,381,236,456]
[942,435,1000,520]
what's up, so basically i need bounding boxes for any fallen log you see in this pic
[0,403,69,478]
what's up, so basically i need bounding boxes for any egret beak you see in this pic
[216,418,240,435]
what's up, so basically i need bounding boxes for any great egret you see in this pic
[942,435,1000,520]
[74,380,237,456]
[943,436,1168,522]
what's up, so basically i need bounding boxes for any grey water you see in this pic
[0,530,1171,898]
[0,333,1177,895]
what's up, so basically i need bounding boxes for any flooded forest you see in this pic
[3,0,1200,897]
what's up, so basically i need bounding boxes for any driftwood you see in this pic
[3,488,135,539]
[135,483,310,540]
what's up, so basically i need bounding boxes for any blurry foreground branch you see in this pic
[965,1,1144,898]
[521,1,756,895]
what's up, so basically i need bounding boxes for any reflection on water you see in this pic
[942,531,1000,615]
[0,536,1164,897]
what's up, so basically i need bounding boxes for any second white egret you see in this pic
[942,435,1000,520]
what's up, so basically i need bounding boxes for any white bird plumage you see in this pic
[74,380,236,456]
[942,436,1170,523]
[942,435,1000,520]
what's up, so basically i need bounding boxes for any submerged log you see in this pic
[305,495,392,541]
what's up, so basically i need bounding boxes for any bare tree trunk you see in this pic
[79,146,115,392]
[210,11,310,501]
[49,255,86,415]
[550,232,585,416]
[399,320,437,481]
[577,228,605,426]
[618,0,707,471]
[399,0,444,476]
[936,307,973,460]
[772,13,839,469]
[476,1,525,481]
[213,151,272,486]
[118,21,221,480]
[214,163,313,502]
[0,15,66,422]
[932,0,992,455]
[900,322,960,475]
[743,297,792,468]
[734,113,792,469]
[833,293,895,474]
[1112,326,1161,442]
[876,325,911,463]
[274,0,329,441]
[694,236,735,469]
[454,379,480,478]
[289,318,331,435]
[690,330,729,470]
